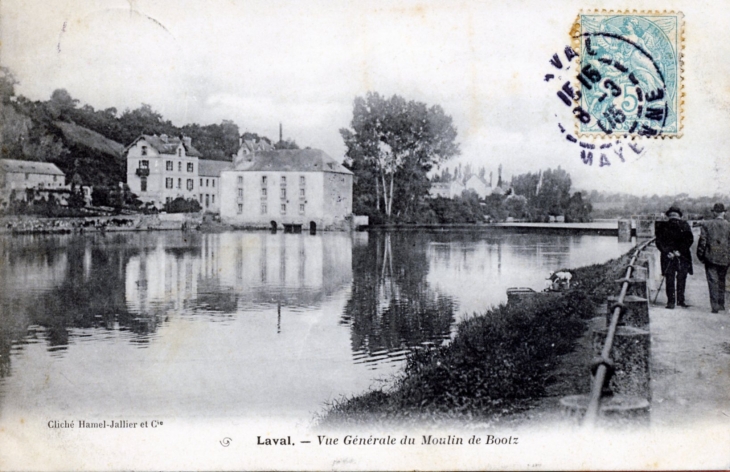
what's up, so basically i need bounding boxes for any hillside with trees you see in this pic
[0,67,297,190]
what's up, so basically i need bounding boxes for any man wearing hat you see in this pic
[656,206,694,309]
[697,203,730,313]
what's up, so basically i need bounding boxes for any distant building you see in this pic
[429,180,466,199]
[220,148,353,230]
[0,159,66,200]
[464,175,491,198]
[125,134,203,207]
[237,138,274,156]
[197,159,232,213]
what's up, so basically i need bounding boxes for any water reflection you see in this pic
[0,230,632,419]
[344,233,456,366]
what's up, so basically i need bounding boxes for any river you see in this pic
[0,230,633,423]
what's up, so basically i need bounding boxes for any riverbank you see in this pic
[316,246,636,428]
[0,213,202,234]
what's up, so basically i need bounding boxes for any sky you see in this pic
[2,0,730,196]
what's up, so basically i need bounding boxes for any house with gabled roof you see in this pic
[429,179,466,199]
[220,148,353,230]
[464,175,491,198]
[0,159,66,201]
[125,134,203,208]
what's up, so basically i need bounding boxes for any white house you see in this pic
[464,175,491,198]
[125,134,202,207]
[220,148,353,230]
[197,160,232,213]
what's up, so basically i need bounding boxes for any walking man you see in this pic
[697,203,730,313]
[656,206,694,309]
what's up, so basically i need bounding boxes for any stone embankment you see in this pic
[0,213,202,234]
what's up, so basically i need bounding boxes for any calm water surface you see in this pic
[0,230,633,422]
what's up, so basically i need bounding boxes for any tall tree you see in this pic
[341,92,459,219]
[0,66,18,104]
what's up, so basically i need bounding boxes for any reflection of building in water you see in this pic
[123,232,354,314]
[124,236,201,316]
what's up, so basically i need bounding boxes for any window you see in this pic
[166,197,172,204]
[261,176,267,186]
[139,160,149,169]
[280,203,286,214]
[238,188,244,198]
[261,187,267,197]
[141,146,148,156]
[187,163,194,173]
[187,179,194,191]
[237,203,243,214]
[212,179,215,188]
[212,195,215,204]
[299,203,305,214]
[166,161,173,171]
[177,178,181,189]
[141,177,147,192]
[200,178,203,186]
[206,179,209,187]
[199,193,203,202]
[280,176,286,186]
[166,178,173,189]
[53,175,57,182]
[178,162,182,172]
[280,188,286,199]
[299,188,305,197]
[237,176,243,185]
[299,176,305,186]
[261,203,267,214]
[178,148,182,157]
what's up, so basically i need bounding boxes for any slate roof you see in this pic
[0,159,65,176]
[233,149,352,174]
[198,159,232,177]
[126,134,203,157]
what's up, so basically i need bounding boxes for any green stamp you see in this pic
[574,12,684,137]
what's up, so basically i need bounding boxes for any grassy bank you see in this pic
[317,247,636,428]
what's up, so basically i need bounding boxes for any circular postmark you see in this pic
[572,13,682,138]
[576,32,670,137]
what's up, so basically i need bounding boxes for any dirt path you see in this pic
[649,248,730,428]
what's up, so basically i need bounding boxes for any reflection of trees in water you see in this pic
[343,232,456,360]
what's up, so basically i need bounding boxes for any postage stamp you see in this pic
[571,11,684,138]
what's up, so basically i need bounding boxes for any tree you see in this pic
[565,192,592,222]
[0,66,18,103]
[341,92,460,220]
[274,138,300,150]
[504,194,528,219]
[47,89,79,120]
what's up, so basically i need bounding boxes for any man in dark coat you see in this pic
[697,203,730,313]
[655,206,694,309]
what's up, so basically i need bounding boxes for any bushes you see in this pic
[318,249,635,427]
[320,291,594,427]
[164,197,201,213]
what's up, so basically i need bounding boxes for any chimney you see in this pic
[279,123,283,143]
